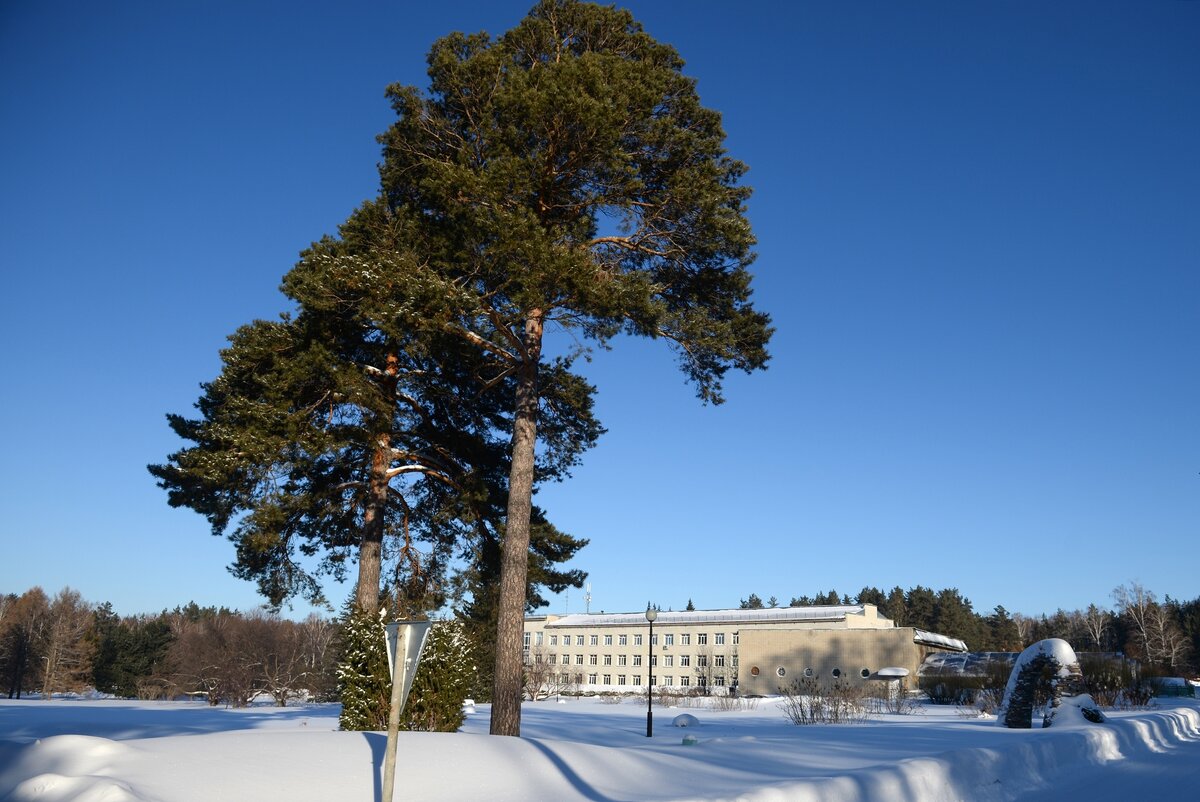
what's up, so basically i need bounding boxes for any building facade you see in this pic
[522,605,967,694]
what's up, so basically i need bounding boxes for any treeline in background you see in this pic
[737,581,1199,676]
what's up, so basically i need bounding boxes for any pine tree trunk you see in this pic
[356,436,390,615]
[490,312,543,737]
[356,355,399,615]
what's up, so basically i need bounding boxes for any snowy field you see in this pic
[2,695,1199,801]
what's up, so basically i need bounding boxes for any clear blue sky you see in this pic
[2,1,1196,624]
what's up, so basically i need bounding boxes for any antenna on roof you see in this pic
[585,583,592,614]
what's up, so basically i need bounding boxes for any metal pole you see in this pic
[646,609,654,737]
[382,629,406,802]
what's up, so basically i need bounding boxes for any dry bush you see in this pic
[780,677,868,725]
[865,681,922,716]
[711,693,758,711]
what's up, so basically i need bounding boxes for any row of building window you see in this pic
[527,632,737,648]
[548,674,729,687]
[532,653,737,668]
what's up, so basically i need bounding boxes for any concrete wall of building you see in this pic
[738,628,930,695]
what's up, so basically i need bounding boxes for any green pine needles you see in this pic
[336,605,391,732]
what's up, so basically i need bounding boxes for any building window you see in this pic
[603,674,611,684]
[604,635,613,646]
[680,634,691,645]
[589,655,598,665]
[651,634,658,645]
[663,675,673,685]
[604,654,612,666]
[732,632,739,645]
[633,655,642,666]
[715,655,725,667]
[550,635,558,646]
[715,633,725,646]
[575,673,583,685]
[618,675,626,686]
[679,676,690,687]
[679,655,690,667]
[732,655,739,667]
[590,635,598,646]
[535,654,543,664]
[619,634,628,646]
[618,654,627,666]
[663,655,673,667]
[633,675,642,686]
[588,674,597,685]
[576,635,584,646]
[536,632,544,646]
[715,675,725,686]
[634,634,643,646]
[575,654,584,665]
[697,655,708,667]
[697,633,708,645]
[524,633,530,650]
[650,655,657,666]
[664,634,674,646]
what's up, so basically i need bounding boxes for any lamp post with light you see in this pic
[645,605,657,737]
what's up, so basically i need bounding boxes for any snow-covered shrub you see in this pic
[401,618,476,732]
[336,605,391,731]
[996,638,1105,728]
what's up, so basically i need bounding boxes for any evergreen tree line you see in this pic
[737,582,1200,674]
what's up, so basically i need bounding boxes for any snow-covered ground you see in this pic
[1,695,1198,801]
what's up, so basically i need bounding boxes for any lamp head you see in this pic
[645,607,657,623]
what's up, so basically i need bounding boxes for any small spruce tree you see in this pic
[336,604,391,731]
[402,619,476,732]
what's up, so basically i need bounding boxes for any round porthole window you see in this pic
[803,667,813,678]
[750,666,760,676]
[860,668,871,679]
[776,666,786,678]
[831,667,842,678]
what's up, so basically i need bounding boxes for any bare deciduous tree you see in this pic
[41,588,94,699]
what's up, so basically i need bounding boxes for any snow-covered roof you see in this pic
[913,629,969,653]
[542,605,869,628]
[876,667,910,678]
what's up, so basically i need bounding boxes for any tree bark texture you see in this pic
[490,312,543,737]
[355,355,400,615]
[356,437,391,614]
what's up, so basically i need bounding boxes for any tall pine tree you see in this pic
[373,0,772,736]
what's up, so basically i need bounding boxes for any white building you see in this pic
[523,605,967,694]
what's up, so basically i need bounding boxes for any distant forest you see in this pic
[3,581,1197,702]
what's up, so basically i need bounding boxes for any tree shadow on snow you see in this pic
[526,738,622,802]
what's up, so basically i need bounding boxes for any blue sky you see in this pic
[2,1,1196,624]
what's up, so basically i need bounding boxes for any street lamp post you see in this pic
[645,606,657,737]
